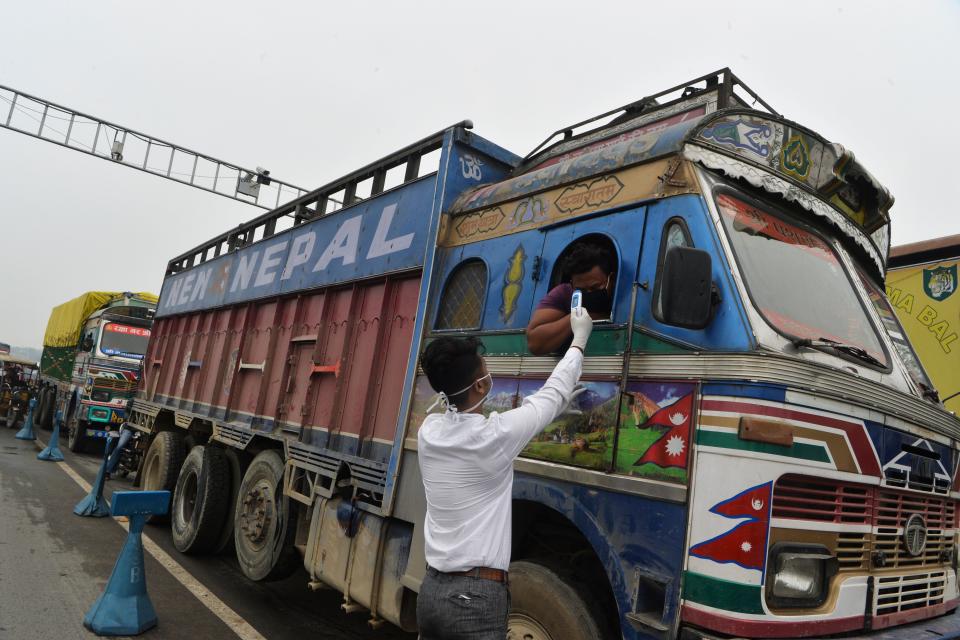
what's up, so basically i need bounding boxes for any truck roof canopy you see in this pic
[43,291,158,347]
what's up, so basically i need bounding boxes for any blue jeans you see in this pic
[105,426,133,474]
[417,567,509,639]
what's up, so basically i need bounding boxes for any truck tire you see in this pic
[67,416,87,453]
[141,431,187,523]
[213,448,247,555]
[37,388,54,430]
[171,445,231,554]
[233,450,298,581]
[507,560,608,640]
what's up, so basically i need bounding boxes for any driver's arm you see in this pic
[526,308,573,355]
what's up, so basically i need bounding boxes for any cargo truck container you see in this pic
[128,69,960,639]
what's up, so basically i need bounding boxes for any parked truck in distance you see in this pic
[37,291,157,451]
[128,69,960,639]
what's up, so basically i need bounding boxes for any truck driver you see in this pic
[526,240,616,355]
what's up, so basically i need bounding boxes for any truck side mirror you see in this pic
[80,336,94,352]
[661,246,715,330]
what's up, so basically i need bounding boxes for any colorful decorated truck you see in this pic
[38,291,156,451]
[129,69,960,639]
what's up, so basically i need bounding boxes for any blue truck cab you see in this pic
[393,69,960,639]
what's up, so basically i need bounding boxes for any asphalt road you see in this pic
[0,425,417,640]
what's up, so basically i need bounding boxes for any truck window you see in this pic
[99,323,151,359]
[652,218,692,322]
[548,234,617,321]
[435,259,487,330]
[857,268,934,391]
[716,192,888,366]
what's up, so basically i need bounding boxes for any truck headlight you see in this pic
[767,544,838,608]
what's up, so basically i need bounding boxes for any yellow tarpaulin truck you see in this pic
[887,234,960,414]
[38,291,157,451]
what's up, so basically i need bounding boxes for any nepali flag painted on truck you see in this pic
[633,393,693,469]
[689,482,773,572]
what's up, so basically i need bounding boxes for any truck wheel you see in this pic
[233,450,298,581]
[37,389,53,429]
[171,446,231,554]
[141,431,187,523]
[213,448,247,554]
[67,416,87,453]
[508,560,608,640]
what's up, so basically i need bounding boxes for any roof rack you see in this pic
[166,120,473,275]
[522,68,777,165]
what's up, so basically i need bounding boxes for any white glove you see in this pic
[561,384,587,416]
[570,306,593,351]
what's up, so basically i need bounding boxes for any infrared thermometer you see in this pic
[571,289,582,311]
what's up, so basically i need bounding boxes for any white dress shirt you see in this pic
[417,349,583,572]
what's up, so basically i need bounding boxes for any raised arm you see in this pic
[498,307,593,459]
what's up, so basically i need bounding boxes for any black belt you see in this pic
[427,565,509,584]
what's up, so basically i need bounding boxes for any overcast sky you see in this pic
[1,1,958,349]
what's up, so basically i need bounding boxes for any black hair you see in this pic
[420,336,484,403]
[562,242,614,279]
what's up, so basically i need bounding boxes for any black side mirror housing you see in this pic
[661,246,715,329]
[80,336,94,352]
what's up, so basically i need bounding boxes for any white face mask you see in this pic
[459,373,492,413]
[429,373,492,413]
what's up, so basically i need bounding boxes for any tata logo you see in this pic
[902,514,927,557]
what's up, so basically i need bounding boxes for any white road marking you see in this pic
[35,437,267,640]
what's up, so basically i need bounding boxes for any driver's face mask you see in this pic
[579,274,613,315]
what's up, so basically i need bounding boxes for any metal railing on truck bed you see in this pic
[166,122,473,275]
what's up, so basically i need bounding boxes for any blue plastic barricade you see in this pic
[83,490,170,636]
[74,435,116,517]
[37,409,65,461]
[15,397,37,440]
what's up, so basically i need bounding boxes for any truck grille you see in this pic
[875,490,956,569]
[773,475,957,571]
[93,378,136,392]
[772,475,871,524]
[874,570,947,617]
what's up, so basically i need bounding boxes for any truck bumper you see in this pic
[683,608,960,639]
[81,405,125,437]
[849,609,960,639]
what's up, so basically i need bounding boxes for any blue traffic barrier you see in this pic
[37,410,65,462]
[74,436,116,518]
[14,397,37,440]
[83,490,170,636]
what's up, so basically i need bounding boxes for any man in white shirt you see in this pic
[415,307,593,639]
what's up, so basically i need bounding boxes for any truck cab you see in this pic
[68,303,154,450]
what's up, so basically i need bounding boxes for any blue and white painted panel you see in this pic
[156,177,437,317]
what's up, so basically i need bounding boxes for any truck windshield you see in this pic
[99,323,151,359]
[716,193,887,366]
